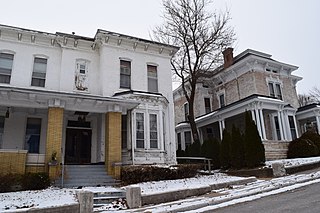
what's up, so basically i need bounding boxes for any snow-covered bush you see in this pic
[287,138,319,158]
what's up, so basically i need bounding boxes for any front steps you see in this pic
[54,164,118,188]
[263,141,290,160]
[93,190,126,211]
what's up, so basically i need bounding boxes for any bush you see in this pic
[185,141,201,157]
[121,164,201,185]
[21,173,51,191]
[220,129,231,169]
[300,131,320,153]
[244,111,265,168]
[287,138,319,158]
[201,138,220,169]
[230,125,245,169]
[0,174,21,193]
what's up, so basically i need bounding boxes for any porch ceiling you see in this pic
[0,86,140,113]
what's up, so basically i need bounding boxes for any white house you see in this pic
[0,24,178,179]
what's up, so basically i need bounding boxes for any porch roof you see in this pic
[0,86,140,113]
[176,94,290,130]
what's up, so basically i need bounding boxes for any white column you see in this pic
[280,111,288,141]
[316,116,320,134]
[255,108,263,138]
[259,109,266,140]
[251,110,256,122]
[219,120,225,140]
[293,114,299,138]
[277,111,284,140]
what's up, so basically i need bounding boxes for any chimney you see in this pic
[222,47,234,69]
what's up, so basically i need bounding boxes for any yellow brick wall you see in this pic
[105,112,122,178]
[45,107,64,167]
[25,165,46,173]
[0,151,27,175]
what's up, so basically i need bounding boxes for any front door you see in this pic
[65,128,92,164]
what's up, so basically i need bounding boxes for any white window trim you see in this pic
[74,59,90,92]
[132,110,162,150]
[266,78,283,99]
[31,54,49,87]
[216,89,225,108]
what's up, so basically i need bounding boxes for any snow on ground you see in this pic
[2,157,320,212]
[0,187,77,212]
[126,173,249,195]
[265,156,320,168]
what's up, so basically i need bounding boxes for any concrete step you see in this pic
[93,190,126,209]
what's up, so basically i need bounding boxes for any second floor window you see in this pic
[120,60,131,89]
[31,57,47,87]
[147,65,158,93]
[75,60,89,91]
[184,102,189,121]
[0,53,14,84]
[219,94,225,108]
[268,82,283,100]
[204,98,211,113]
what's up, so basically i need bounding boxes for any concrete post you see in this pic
[77,191,93,213]
[126,186,142,209]
[272,162,286,177]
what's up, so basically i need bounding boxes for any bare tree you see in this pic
[298,94,314,107]
[309,86,320,103]
[153,0,235,142]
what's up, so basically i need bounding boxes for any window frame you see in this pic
[120,60,131,89]
[24,117,42,154]
[147,64,158,93]
[268,82,283,100]
[0,52,14,84]
[75,59,89,91]
[204,97,211,114]
[31,56,48,87]
[184,102,189,121]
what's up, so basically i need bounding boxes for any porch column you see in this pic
[316,116,320,134]
[259,109,266,140]
[251,110,256,122]
[293,115,299,138]
[255,109,263,139]
[45,107,64,179]
[277,111,284,140]
[280,111,288,141]
[219,120,225,140]
[105,112,122,179]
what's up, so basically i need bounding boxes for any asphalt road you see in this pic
[212,181,320,213]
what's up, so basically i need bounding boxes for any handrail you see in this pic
[176,156,213,174]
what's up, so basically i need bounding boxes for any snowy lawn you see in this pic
[125,173,250,195]
[2,156,320,212]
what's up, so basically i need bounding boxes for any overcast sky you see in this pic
[0,0,319,94]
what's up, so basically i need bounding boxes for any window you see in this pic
[120,60,131,89]
[268,82,282,100]
[75,60,89,91]
[31,57,47,87]
[149,114,158,149]
[184,103,189,121]
[0,53,14,84]
[204,98,211,113]
[121,115,127,149]
[219,94,225,108]
[25,118,41,153]
[288,116,297,140]
[184,131,191,148]
[136,113,145,148]
[0,116,4,148]
[147,65,158,93]
[207,127,214,139]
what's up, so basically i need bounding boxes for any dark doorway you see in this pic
[65,128,92,164]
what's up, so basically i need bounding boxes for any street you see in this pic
[212,181,320,213]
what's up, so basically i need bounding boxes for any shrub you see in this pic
[287,138,319,158]
[21,173,50,190]
[230,125,245,169]
[300,131,320,153]
[121,164,201,185]
[185,140,201,157]
[244,111,265,168]
[201,138,220,169]
[0,174,22,193]
[220,129,231,169]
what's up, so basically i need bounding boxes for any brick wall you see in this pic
[0,151,27,175]
[105,112,122,178]
[26,165,46,173]
[45,107,64,166]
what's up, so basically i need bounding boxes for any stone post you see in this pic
[77,191,93,213]
[272,162,286,177]
[126,186,142,209]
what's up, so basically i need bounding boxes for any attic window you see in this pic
[266,68,271,72]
